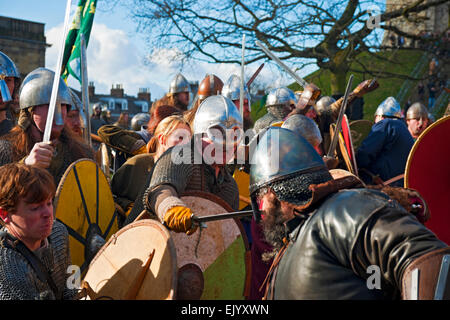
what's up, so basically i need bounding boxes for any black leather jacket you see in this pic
[270,188,447,299]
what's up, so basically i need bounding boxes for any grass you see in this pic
[251,49,426,122]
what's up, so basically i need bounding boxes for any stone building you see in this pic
[0,16,49,78]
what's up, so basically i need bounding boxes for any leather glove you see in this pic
[322,155,339,170]
[164,206,198,235]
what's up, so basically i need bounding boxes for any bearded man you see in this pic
[249,126,448,300]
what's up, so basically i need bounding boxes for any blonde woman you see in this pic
[111,115,192,226]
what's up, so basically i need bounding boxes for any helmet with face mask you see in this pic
[0,51,20,103]
[193,95,243,147]
[19,67,72,126]
[222,74,251,111]
[265,87,296,119]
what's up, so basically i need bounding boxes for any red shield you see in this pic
[405,115,450,245]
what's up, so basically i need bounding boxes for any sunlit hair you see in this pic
[146,115,192,154]
[0,163,55,213]
[147,104,182,135]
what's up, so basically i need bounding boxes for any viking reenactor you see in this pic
[0,67,94,185]
[356,96,414,186]
[183,74,224,126]
[289,79,379,154]
[90,102,106,135]
[125,95,243,233]
[253,87,296,134]
[111,115,191,226]
[0,51,21,136]
[97,105,182,170]
[249,127,448,300]
[130,112,151,141]
[222,74,253,130]
[405,102,430,140]
[0,163,76,300]
[152,73,191,112]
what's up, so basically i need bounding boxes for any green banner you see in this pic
[61,0,97,83]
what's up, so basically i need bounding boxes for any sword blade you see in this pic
[255,41,308,88]
[327,74,354,158]
[240,34,246,122]
[193,210,253,223]
[43,0,72,143]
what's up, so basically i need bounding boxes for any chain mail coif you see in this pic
[268,169,333,206]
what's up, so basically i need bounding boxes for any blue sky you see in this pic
[1,0,320,99]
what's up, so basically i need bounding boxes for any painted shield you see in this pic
[330,119,357,176]
[82,219,177,300]
[174,191,250,300]
[341,115,358,176]
[349,119,373,151]
[233,168,252,210]
[54,159,118,273]
[405,115,450,245]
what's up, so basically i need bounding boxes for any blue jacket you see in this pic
[356,118,414,186]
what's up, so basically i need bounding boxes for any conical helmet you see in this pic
[406,102,428,120]
[19,68,72,126]
[315,96,336,115]
[282,114,322,147]
[266,87,296,108]
[0,51,20,103]
[131,112,151,131]
[222,74,251,111]
[197,74,224,100]
[374,96,403,118]
[169,73,190,94]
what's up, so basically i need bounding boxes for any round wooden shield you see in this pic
[405,115,450,245]
[82,219,177,300]
[173,191,250,300]
[349,119,373,151]
[54,159,118,273]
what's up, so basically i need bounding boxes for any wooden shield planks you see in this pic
[405,115,450,245]
[82,219,177,300]
[54,159,118,272]
[173,191,250,300]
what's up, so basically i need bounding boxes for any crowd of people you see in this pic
[0,49,448,300]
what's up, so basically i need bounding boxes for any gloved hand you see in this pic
[322,155,339,170]
[164,206,198,235]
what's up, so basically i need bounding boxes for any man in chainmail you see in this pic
[0,68,94,185]
[0,163,76,300]
[253,87,296,134]
[0,51,21,137]
[125,95,243,234]
[249,127,448,300]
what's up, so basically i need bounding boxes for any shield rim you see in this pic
[405,115,450,188]
[85,218,178,300]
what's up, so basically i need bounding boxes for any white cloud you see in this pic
[46,23,166,99]
[46,22,317,102]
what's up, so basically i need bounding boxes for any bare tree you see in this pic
[127,0,448,94]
